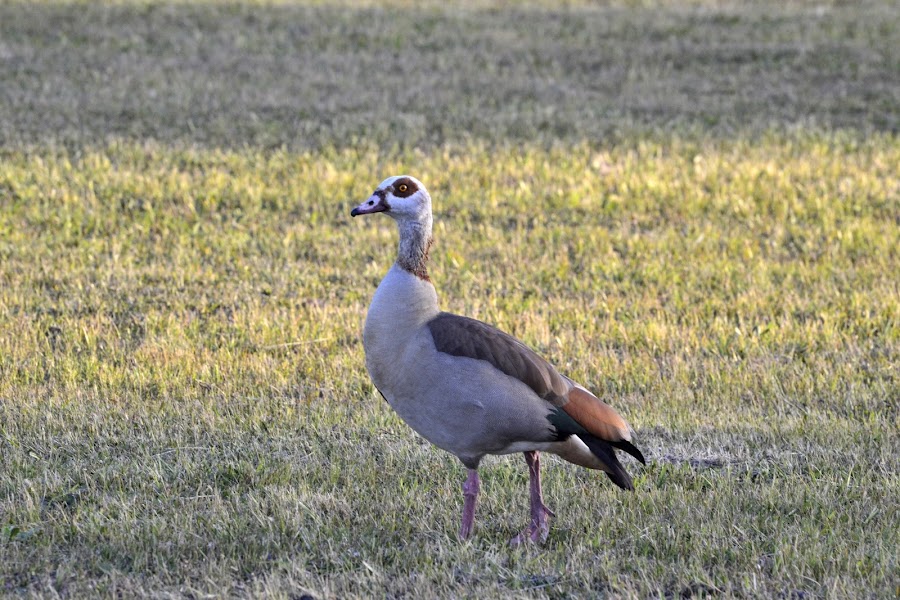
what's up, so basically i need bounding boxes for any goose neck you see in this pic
[397,218,433,281]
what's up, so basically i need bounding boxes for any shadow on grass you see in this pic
[0,0,897,151]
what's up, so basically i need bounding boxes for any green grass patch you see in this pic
[0,0,897,150]
[1,0,899,597]
[1,135,897,597]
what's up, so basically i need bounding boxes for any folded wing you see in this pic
[426,312,644,489]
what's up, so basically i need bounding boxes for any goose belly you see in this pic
[371,335,556,465]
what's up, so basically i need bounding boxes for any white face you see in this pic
[351,175,431,221]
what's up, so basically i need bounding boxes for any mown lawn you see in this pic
[1,1,898,598]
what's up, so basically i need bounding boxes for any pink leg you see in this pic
[511,451,555,546]
[459,469,480,540]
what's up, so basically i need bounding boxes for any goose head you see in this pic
[351,175,431,224]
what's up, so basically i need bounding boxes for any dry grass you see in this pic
[1,1,898,598]
[0,0,897,150]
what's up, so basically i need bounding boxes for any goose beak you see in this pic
[351,194,388,217]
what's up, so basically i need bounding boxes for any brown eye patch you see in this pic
[392,178,418,198]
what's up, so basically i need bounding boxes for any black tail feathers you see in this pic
[582,435,646,491]
[610,439,646,465]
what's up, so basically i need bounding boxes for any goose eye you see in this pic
[398,184,408,193]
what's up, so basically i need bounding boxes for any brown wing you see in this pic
[562,385,632,442]
[546,382,644,462]
[426,312,569,403]
[427,312,645,484]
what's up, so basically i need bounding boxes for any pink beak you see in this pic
[351,194,388,217]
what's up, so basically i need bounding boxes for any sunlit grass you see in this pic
[1,133,898,598]
[1,0,898,596]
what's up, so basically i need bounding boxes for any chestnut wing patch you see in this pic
[563,386,630,442]
[426,312,569,403]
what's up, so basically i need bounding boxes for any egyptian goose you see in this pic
[351,175,645,544]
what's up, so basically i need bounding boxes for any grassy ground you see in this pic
[1,1,899,598]
[1,0,897,150]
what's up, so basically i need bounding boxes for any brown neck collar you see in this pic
[397,220,433,282]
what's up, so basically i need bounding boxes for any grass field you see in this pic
[1,1,899,598]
